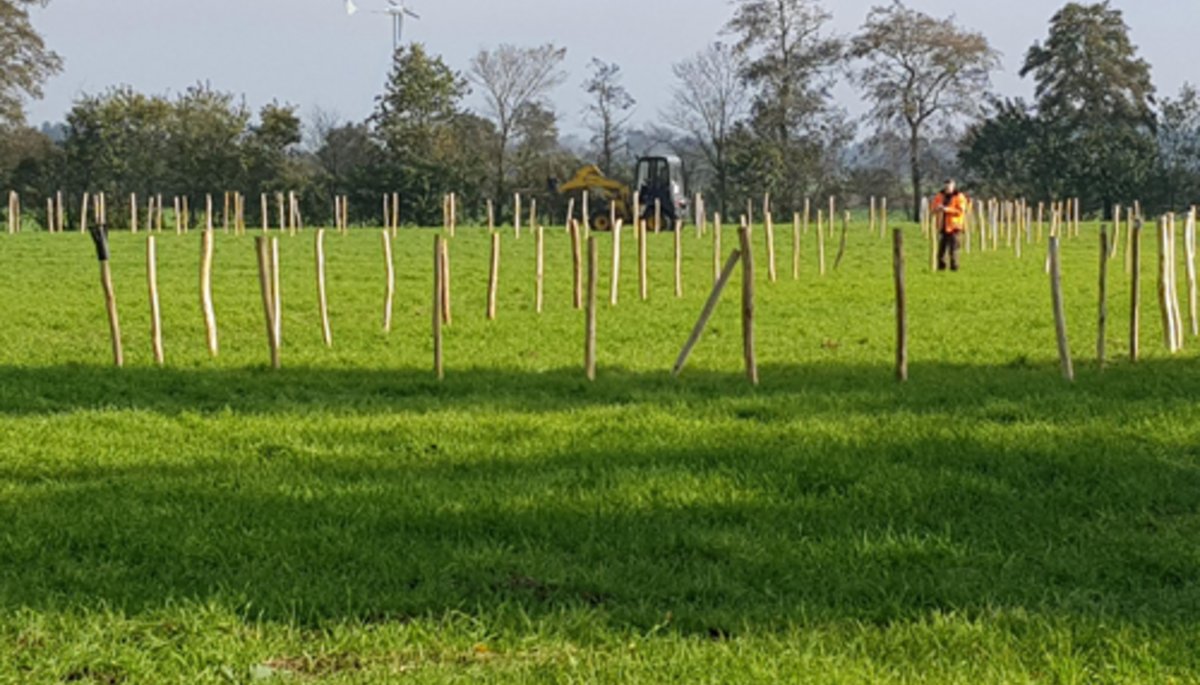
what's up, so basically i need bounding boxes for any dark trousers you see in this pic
[938,231,960,271]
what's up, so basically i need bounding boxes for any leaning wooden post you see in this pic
[1098,227,1109,369]
[382,229,395,332]
[200,228,218,357]
[536,224,545,313]
[487,230,501,320]
[585,236,599,381]
[673,248,742,377]
[893,228,907,382]
[88,223,123,367]
[609,219,622,306]
[738,226,758,385]
[147,235,164,366]
[433,236,444,380]
[316,229,332,347]
[637,219,649,300]
[570,219,583,309]
[255,236,280,369]
[674,219,684,298]
[1048,236,1074,381]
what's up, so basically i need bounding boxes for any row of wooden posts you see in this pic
[69,192,1198,383]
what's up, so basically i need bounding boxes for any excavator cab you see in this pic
[635,155,687,231]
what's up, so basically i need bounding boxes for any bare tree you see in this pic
[850,1,999,219]
[582,59,635,176]
[469,43,567,202]
[664,42,747,213]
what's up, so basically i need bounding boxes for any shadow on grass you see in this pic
[0,357,1199,419]
[0,360,1199,636]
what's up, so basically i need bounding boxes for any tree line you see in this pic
[0,0,1196,228]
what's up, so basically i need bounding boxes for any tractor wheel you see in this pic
[590,212,612,232]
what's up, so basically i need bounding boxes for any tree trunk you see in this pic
[909,124,922,223]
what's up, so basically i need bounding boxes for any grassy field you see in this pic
[1,217,1199,683]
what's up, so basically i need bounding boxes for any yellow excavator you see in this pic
[557,155,688,231]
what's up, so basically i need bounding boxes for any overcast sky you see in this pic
[25,0,1200,141]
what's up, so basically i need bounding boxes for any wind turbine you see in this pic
[343,0,358,15]
[374,0,420,51]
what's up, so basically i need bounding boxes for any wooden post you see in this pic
[156,193,164,233]
[56,190,65,233]
[1157,217,1176,352]
[817,210,826,276]
[514,193,521,239]
[181,196,189,233]
[255,237,280,369]
[571,219,583,309]
[536,224,545,313]
[1098,227,1109,368]
[1049,236,1074,381]
[893,228,907,382]
[828,196,835,239]
[566,197,575,230]
[739,226,758,385]
[791,212,801,280]
[222,192,230,233]
[270,237,282,354]
[200,229,218,357]
[673,248,742,377]
[87,224,123,367]
[835,211,850,270]
[440,235,452,325]
[881,197,888,239]
[382,229,395,332]
[1131,219,1142,362]
[262,194,269,232]
[1112,204,1122,260]
[130,193,138,233]
[713,213,723,283]
[205,194,213,232]
[764,212,777,282]
[869,196,876,237]
[433,236,444,380]
[449,192,457,237]
[487,230,500,320]
[81,192,90,234]
[1188,209,1199,337]
[638,219,648,301]
[674,220,684,298]
[527,197,535,236]
[45,197,53,233]
[147,235,164,365]
[585,236,598,381]
[609,219,622,306]
[316,229,332,347]
[392,193,400,235]
[487,199,495,232]
[579,191,587,234]
[1169,214,1184,350]
[654,198,662,234]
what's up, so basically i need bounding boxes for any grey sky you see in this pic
[26,0,1200,141]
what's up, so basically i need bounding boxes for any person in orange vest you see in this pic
[931,179,969,271]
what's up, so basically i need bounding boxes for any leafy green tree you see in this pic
[372,44,481,224]
[245,102,302,198]
[1020,1,1157,214]
[1156,83,1200,210]
[851,1,999,219]
[726,0,845,210]
[0,0,61,126]
[167,84,250,200]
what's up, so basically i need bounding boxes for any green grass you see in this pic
[1,219,1198,683]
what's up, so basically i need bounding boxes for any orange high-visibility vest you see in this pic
[932,191,969,234]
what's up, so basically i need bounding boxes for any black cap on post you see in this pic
[88,223,110,262]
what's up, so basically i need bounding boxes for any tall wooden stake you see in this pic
[893,228,907,382]
[673,248,742,377]
[433,237,444,380]
[316,229,332,347]
[487,230,501,320]
[382,229,395,332]
[200,228,218,357]
[1049,236,1074,381]
[585,236,598,381]
[147,235,164,365]
[1098,227,1109,368]
[739,226,758,385]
